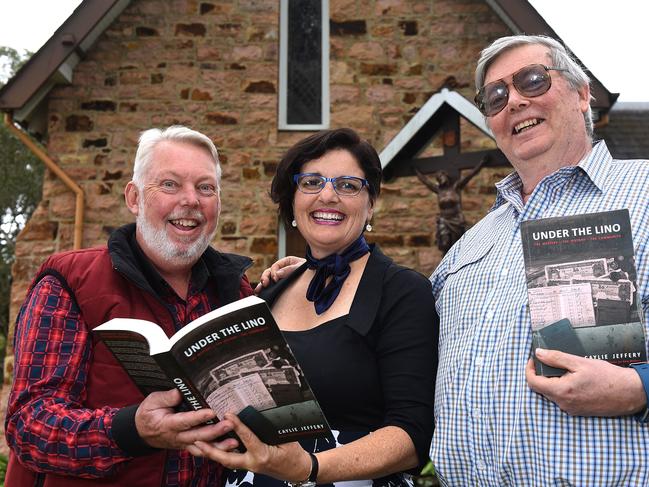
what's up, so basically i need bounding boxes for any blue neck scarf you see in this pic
[305,234,370,315]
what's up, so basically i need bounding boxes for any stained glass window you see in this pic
[279,0,329,130]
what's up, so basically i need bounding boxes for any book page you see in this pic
[99,334,175,395]
[528,284,596,330]
[94,319,171,355]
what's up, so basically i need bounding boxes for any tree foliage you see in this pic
[0,47,31,86]
[0,46,43,341]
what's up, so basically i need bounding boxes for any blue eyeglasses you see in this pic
[293,173,369,196]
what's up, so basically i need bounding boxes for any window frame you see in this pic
[278,0,330,131]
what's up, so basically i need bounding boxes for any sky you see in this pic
[0,0,647,102]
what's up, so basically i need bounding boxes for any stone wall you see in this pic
[8,0,510,376]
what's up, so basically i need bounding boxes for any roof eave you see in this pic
[485,0,619,112]
[0,0,131,132]
[380,88,493,168]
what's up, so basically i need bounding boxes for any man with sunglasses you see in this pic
[430,35,649,485]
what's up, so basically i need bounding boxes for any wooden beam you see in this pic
[383,149,510,181]
[442,112,460,156]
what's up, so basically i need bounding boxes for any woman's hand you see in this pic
[254,256,306,294]
[189,413,313,482]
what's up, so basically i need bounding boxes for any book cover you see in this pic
[94,295,331,444]
[521,209,647,376]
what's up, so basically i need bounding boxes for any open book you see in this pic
[521,209,646,376]
[94,295,330,444]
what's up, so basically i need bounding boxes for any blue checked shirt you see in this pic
[430,141,649,486]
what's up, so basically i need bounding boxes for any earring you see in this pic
[291,219,297,228]
[365,222,372,232]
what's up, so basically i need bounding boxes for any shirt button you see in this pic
[500,267,508,277]
[473,407,481,419]
[475,356,484,366]
[476,458,487,471]
[485,310,494,320]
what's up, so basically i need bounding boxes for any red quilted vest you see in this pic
[6,243,252,487]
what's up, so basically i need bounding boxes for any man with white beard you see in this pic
[5,126,253,487]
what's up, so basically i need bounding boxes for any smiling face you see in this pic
[293,149,373,259]
[484,44,591,181]
[125,140,220,272]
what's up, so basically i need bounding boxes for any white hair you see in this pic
[475,35,594,139]
[132,125,222,187]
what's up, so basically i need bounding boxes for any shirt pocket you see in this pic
[442,237,496,292]
[436,238,496,354]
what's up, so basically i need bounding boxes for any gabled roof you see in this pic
[0,0,131,135]
[0,0,618,138]
[379,0,622,174]
[595,102,649,160]
[379,88,492,168]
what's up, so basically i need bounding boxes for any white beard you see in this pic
[136,203,216,266]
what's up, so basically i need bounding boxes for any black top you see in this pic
[259,245,438,469]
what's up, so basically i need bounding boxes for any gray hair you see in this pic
[475,35,593,138]
[132,125,222,187]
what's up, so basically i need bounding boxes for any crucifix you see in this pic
[414,155,488,254]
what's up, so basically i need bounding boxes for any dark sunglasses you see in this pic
[474,64,568,117]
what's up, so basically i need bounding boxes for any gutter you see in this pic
[4,112,84,249]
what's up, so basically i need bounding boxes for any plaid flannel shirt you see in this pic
[6,249,249,485]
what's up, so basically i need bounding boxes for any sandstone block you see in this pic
[250,237,276,254]
[330,85,360,103]
[244,81,275,93]
[330,61,354,83]
[366,85,394,103]
[349,42,384,60]
[231,46,263,61]
[331,105,373,126]
[50,194,77,219]
[175,23,206,36]
[17,220,59,242]
[331,20,367,36]
[399,21,418,36]
[375,0,410,15]
[191,89,213,101]
[330,0,358,17]
[65,115,94,132]
[220,220,237,235]
[219,236,249,253]
[206,112,238,125]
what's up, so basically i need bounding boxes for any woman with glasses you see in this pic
[191,128,438,487]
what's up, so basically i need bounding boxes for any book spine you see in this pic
[155,354,244,448]
[153,353,213,416]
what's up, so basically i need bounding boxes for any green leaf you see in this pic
[0,47,42,377]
